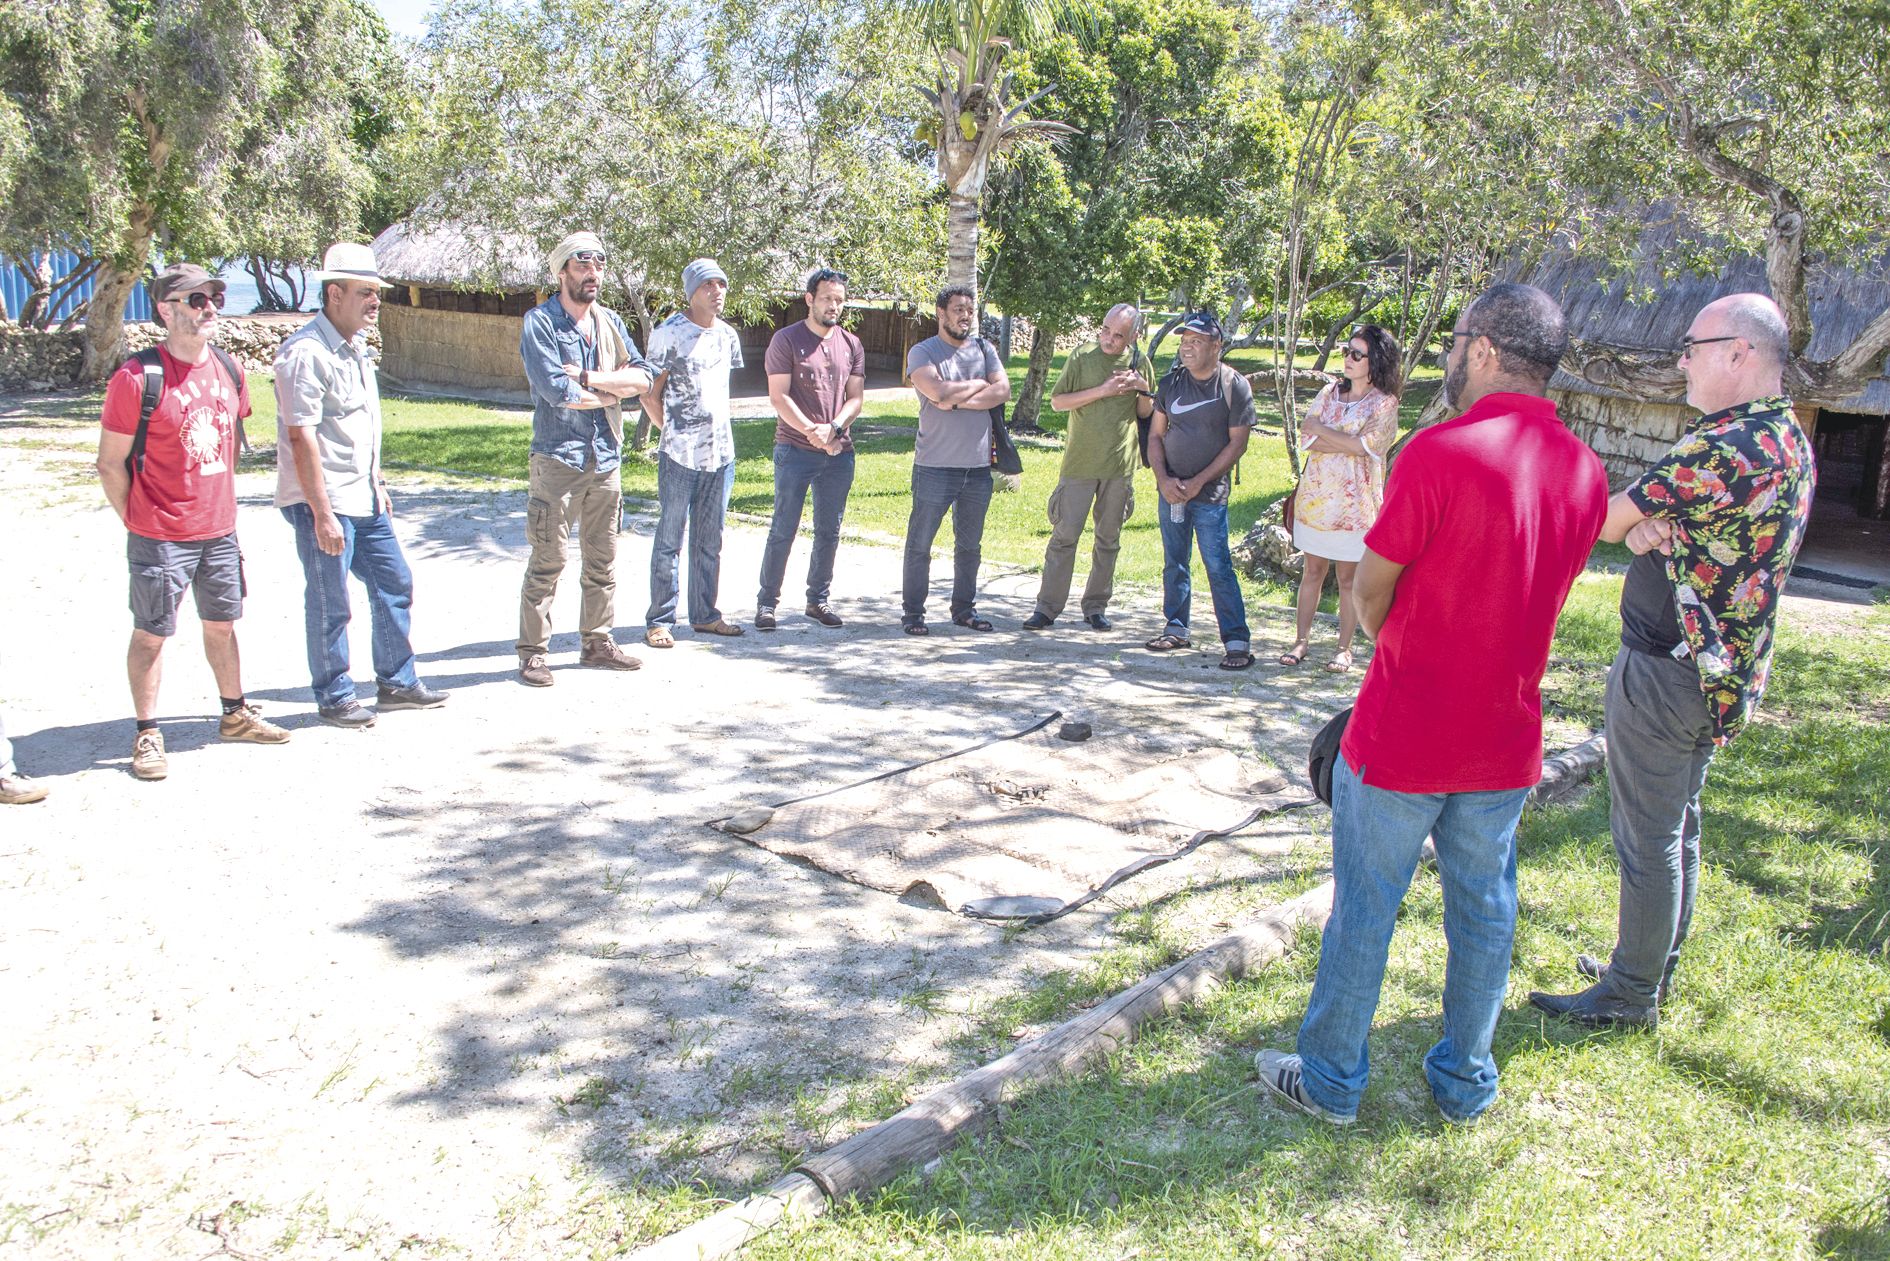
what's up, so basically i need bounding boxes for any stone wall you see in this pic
[1,316,379,391]
[1551,388,1691,487]
[377,305,530,402]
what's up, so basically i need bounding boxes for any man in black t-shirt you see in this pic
[1145,311,1254,669]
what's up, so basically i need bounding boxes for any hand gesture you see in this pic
[1625,517,1675,556]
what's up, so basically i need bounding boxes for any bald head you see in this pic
[1681,292,1789,414]
[1097,304,1141,356]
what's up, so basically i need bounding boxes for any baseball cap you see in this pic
[149,262,226,305]
[1175,310,1225,341]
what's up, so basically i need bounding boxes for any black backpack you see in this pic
[123,344,245,477]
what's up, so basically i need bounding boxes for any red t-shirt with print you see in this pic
[1339,392,1607,793]
[100,347,251,541]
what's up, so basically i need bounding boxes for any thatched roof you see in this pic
[1513,224,1890,415]
[371,220,547,294]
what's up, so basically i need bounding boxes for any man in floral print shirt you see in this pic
[1531,293,1815,1030]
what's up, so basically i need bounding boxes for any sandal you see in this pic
[1277,642,1310,665]
[1324,649,1355,674]
[903,619,929,636]
[691,619,745,637]
[1220,650,1255,671]
[952,613,995,632]
[644,625,675,649]
[1145,633,1191,652]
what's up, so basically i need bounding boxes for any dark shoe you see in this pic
[755,606,778,631]
[804,603,844,628]
[319,700,377,730]
[1576,952,1676,1003]
[377,681,450,711]
[952,612,995,632]
[579,638,643,671]
[519,653,554,687]
[1021,611,1055,631]
[902,618,929,636]
[1083,613,1112,631]
[1527,983,1658,1030]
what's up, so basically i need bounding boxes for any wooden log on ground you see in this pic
[629,1174,828,1261]
[1530,733,1607,808]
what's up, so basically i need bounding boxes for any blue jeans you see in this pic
[647,455,734,627]
[1297,756,1532,1122]
[281,504,419,708]
[902,465,993,621]
[1157,499,1249,650]
[757,444,855,609]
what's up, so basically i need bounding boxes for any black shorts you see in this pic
[127,532,244,637]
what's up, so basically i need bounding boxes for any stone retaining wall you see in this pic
[1,316,381,391]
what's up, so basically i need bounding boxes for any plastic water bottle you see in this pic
[1169,498,1185,524]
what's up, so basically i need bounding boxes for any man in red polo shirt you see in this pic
[96,263,290,781]
[1256,283,1608,1125]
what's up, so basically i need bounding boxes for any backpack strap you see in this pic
[125,347,166,478]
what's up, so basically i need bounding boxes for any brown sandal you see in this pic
[644,626,675,649]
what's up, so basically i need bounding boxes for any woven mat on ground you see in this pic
[711,714,1317,922]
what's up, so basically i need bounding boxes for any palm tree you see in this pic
[908,0,1080,301]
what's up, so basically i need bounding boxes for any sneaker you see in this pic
[376,682,450,711]
[755,606,778,631]
[0,774,48,804]
[692,618,746,636]
[1083,613,1113,631]
[1253,1050,1355,1126]
[519,653,554,687]
[318,700,377,730]
[1021,611,1054,631]
[578,638,643,671]
[131,728,168,780]
[219,703,292,744]
[804,603,844,628]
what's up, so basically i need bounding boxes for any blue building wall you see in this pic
[1,251,153,323]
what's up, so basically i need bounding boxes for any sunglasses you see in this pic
[567,251,607,268]
[806,267,850,293]
[170,290,225,311]
[1343,347,1369,362]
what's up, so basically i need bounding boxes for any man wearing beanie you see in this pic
[640,259,746,646]
[515,230,654,686]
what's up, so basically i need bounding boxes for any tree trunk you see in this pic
[81,263,143,381]
[1010,323,1058,431]
[944,190,981,301]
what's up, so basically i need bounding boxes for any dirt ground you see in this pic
[0,408,1376,1260]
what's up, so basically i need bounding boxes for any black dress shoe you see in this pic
[1577,952,1676,1003]
[1083,613,1112,631]
[804,603,844,627]
[1021,612,1054,631]
[1527,984,1658,1030]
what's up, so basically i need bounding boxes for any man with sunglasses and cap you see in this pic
[274,242,450,729]
[96,262,290,781]
[516,231,654,686]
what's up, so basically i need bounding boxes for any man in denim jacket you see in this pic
[515,230,654,686]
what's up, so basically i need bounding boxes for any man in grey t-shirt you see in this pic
[900,285,1012,634]
[1146,310,1253,669]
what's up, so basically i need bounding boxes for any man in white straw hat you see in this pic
[274,241,450,729]
[515,230,653,686]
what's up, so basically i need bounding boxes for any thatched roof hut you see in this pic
[367,221,549,401]
[1516,232,1890,519]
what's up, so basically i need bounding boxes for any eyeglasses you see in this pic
[170,291,225,311]
[1437,333,1457,355]
[1343,348,1369,362]
[1679,334,1740,354]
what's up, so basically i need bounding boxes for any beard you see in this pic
[1443,355,1468,409]
[812,308,839,328]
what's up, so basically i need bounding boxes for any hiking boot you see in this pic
[519,652,554,687]
[0,774,48,804]
[1021,611,1054,631]
[318,699,377,730]
[1254,1050,1354,1126]
[804,603,843,628]
[219,703,292,744]
[755,606,777,631]
[579,638,642,671]
[1526,983,1658,1030]
[376,681,450,711]
[131,728,168,780]
[1576,951,1676,1003]
[692,618,746,636]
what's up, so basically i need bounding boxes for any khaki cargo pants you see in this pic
[517,453,621,656]
[1032,475,1134,619]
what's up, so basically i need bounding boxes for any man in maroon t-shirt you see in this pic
[1256,283,1608,1126]
[753,267,866,630]
[95,263,290,781]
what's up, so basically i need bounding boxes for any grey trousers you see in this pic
[1600,645,1717,1005]
[1033,476,1134,618]
[518,453,622,656]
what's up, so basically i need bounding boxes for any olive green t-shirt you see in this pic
[1053,342,1146,480]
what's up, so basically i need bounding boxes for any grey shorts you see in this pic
[127,532,245,637]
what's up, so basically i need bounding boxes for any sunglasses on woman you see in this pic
[1343,347,1369,362]
[170,291,226,311]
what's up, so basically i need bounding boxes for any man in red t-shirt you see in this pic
[96,263,290,781]
[1256,283,1608,1126]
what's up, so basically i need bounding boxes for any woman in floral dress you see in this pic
[1279,325,1402,673]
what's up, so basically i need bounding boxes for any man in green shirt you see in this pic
[1023,304,1154,631]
